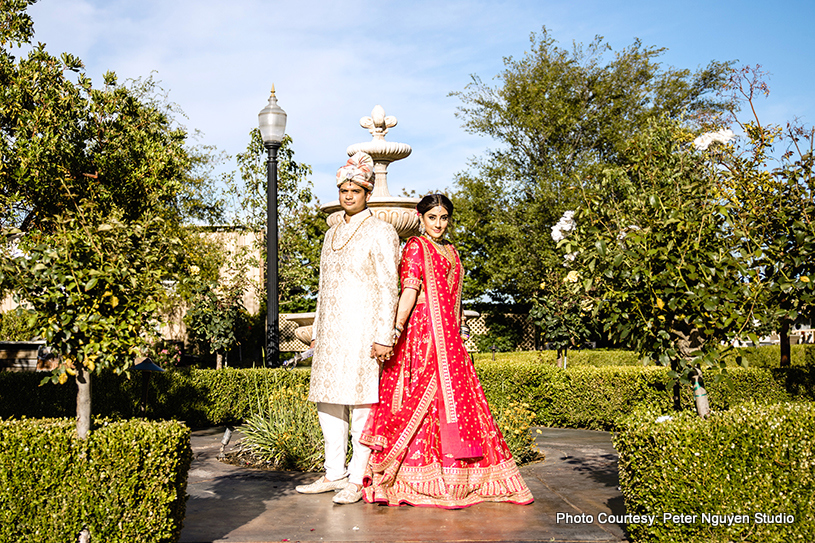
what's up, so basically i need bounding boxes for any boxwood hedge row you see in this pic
[0,418,191,543]
[2,362,812,430]
[614,402,815,542]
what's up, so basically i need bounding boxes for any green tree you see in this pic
[565,119,761,415]
[177,139,228,226]
[226,129,326,313]
[529,265,595,367]
[0,0,210,442]
[0,1,230,233]
[449,27,733,303]
[712,66,815,366]
[1,205,182,437]
[184,268,251,370]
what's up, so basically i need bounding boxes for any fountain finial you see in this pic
[361,105,398,139]
[346,105,411,197]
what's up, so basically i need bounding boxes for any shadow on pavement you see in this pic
[181,426,631,543]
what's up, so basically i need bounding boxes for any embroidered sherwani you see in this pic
[309,208,400,405]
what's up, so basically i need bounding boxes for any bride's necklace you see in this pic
[331,215,371,251]
[422,234,453,261]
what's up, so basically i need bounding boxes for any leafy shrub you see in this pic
[493,401,539,465]
[0,360,805,433]
[474,312,526,353]
[475,361,792,430]
[614,402,815,542]
[149,340,184,370]
[722,344,812,368]
[476,345,815,368]
[184,279,252,367]
[0,307,40,341]
[0,367,315,426]
[472,348,667,367]
[238,379,541,470]
[0,418,191,543]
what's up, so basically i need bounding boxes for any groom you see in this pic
[296,151,400,504]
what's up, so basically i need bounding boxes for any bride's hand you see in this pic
[371,343,394,362]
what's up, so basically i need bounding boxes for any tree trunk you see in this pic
[670,359,682,411]
[780,320,791,367]
[216,352,224,370]
[556,347,565,368]
[75,368,93,542]
[76,366,91,440]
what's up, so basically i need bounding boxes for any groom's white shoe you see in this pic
[332,482,364,504]
[295,476,348,494]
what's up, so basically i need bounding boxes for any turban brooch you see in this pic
[336,152,375,191]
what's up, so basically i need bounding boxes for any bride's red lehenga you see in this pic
[360,236,533,508]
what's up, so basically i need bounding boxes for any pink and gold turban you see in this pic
[336,152,375,191]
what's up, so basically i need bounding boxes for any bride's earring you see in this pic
[418,221,426,235]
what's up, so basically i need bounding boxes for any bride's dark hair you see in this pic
[416,193,454,217]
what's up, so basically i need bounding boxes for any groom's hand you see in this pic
[371,343,394,362]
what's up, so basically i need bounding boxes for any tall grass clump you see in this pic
[240,380,325,471]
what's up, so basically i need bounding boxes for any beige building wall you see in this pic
[159,228,263,341]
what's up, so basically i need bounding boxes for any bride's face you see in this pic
[421,205,449,240]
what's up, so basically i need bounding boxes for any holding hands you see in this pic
[371,343,394,362]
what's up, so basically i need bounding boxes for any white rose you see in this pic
[693,129,735,151]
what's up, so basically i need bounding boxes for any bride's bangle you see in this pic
[393,325,403,341]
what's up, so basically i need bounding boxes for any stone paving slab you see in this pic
[180,427,630,543]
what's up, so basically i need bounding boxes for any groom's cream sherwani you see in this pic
[309,208,400,405]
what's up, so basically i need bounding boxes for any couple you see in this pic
[295,152,533,508]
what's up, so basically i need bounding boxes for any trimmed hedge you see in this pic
[473,344,815,367]
[613,402,815,542]
[472,349,642,366]
[476,361,799,430]
[0,418,191,543]
[1,363,813,430]
[0,367,313,427]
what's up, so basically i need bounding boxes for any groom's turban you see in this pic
[336,152,375,191]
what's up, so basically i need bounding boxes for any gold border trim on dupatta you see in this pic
[417,237,458,424]
[368,375,438,473]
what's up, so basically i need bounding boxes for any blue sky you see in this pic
[23,0,815,206]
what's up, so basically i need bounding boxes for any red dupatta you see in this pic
[415,236,484,459]
[362,236,484,472]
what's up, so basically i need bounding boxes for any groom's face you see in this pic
[339,182,371,216]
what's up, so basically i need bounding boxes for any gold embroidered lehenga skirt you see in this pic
[360,237,533,508]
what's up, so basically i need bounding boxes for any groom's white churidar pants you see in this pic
[317,402,372,485]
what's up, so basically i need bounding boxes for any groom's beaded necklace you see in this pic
[331,214,371,251]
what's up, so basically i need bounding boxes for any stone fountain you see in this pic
[321,105,421,236]
[283,106,477,350]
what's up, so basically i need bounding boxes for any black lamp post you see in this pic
[258,85,287,367]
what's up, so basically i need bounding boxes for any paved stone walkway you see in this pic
[181,427,629,543]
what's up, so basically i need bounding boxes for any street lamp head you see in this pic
[258,84,287,145]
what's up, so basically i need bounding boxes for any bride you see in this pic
[360,194,533,508]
